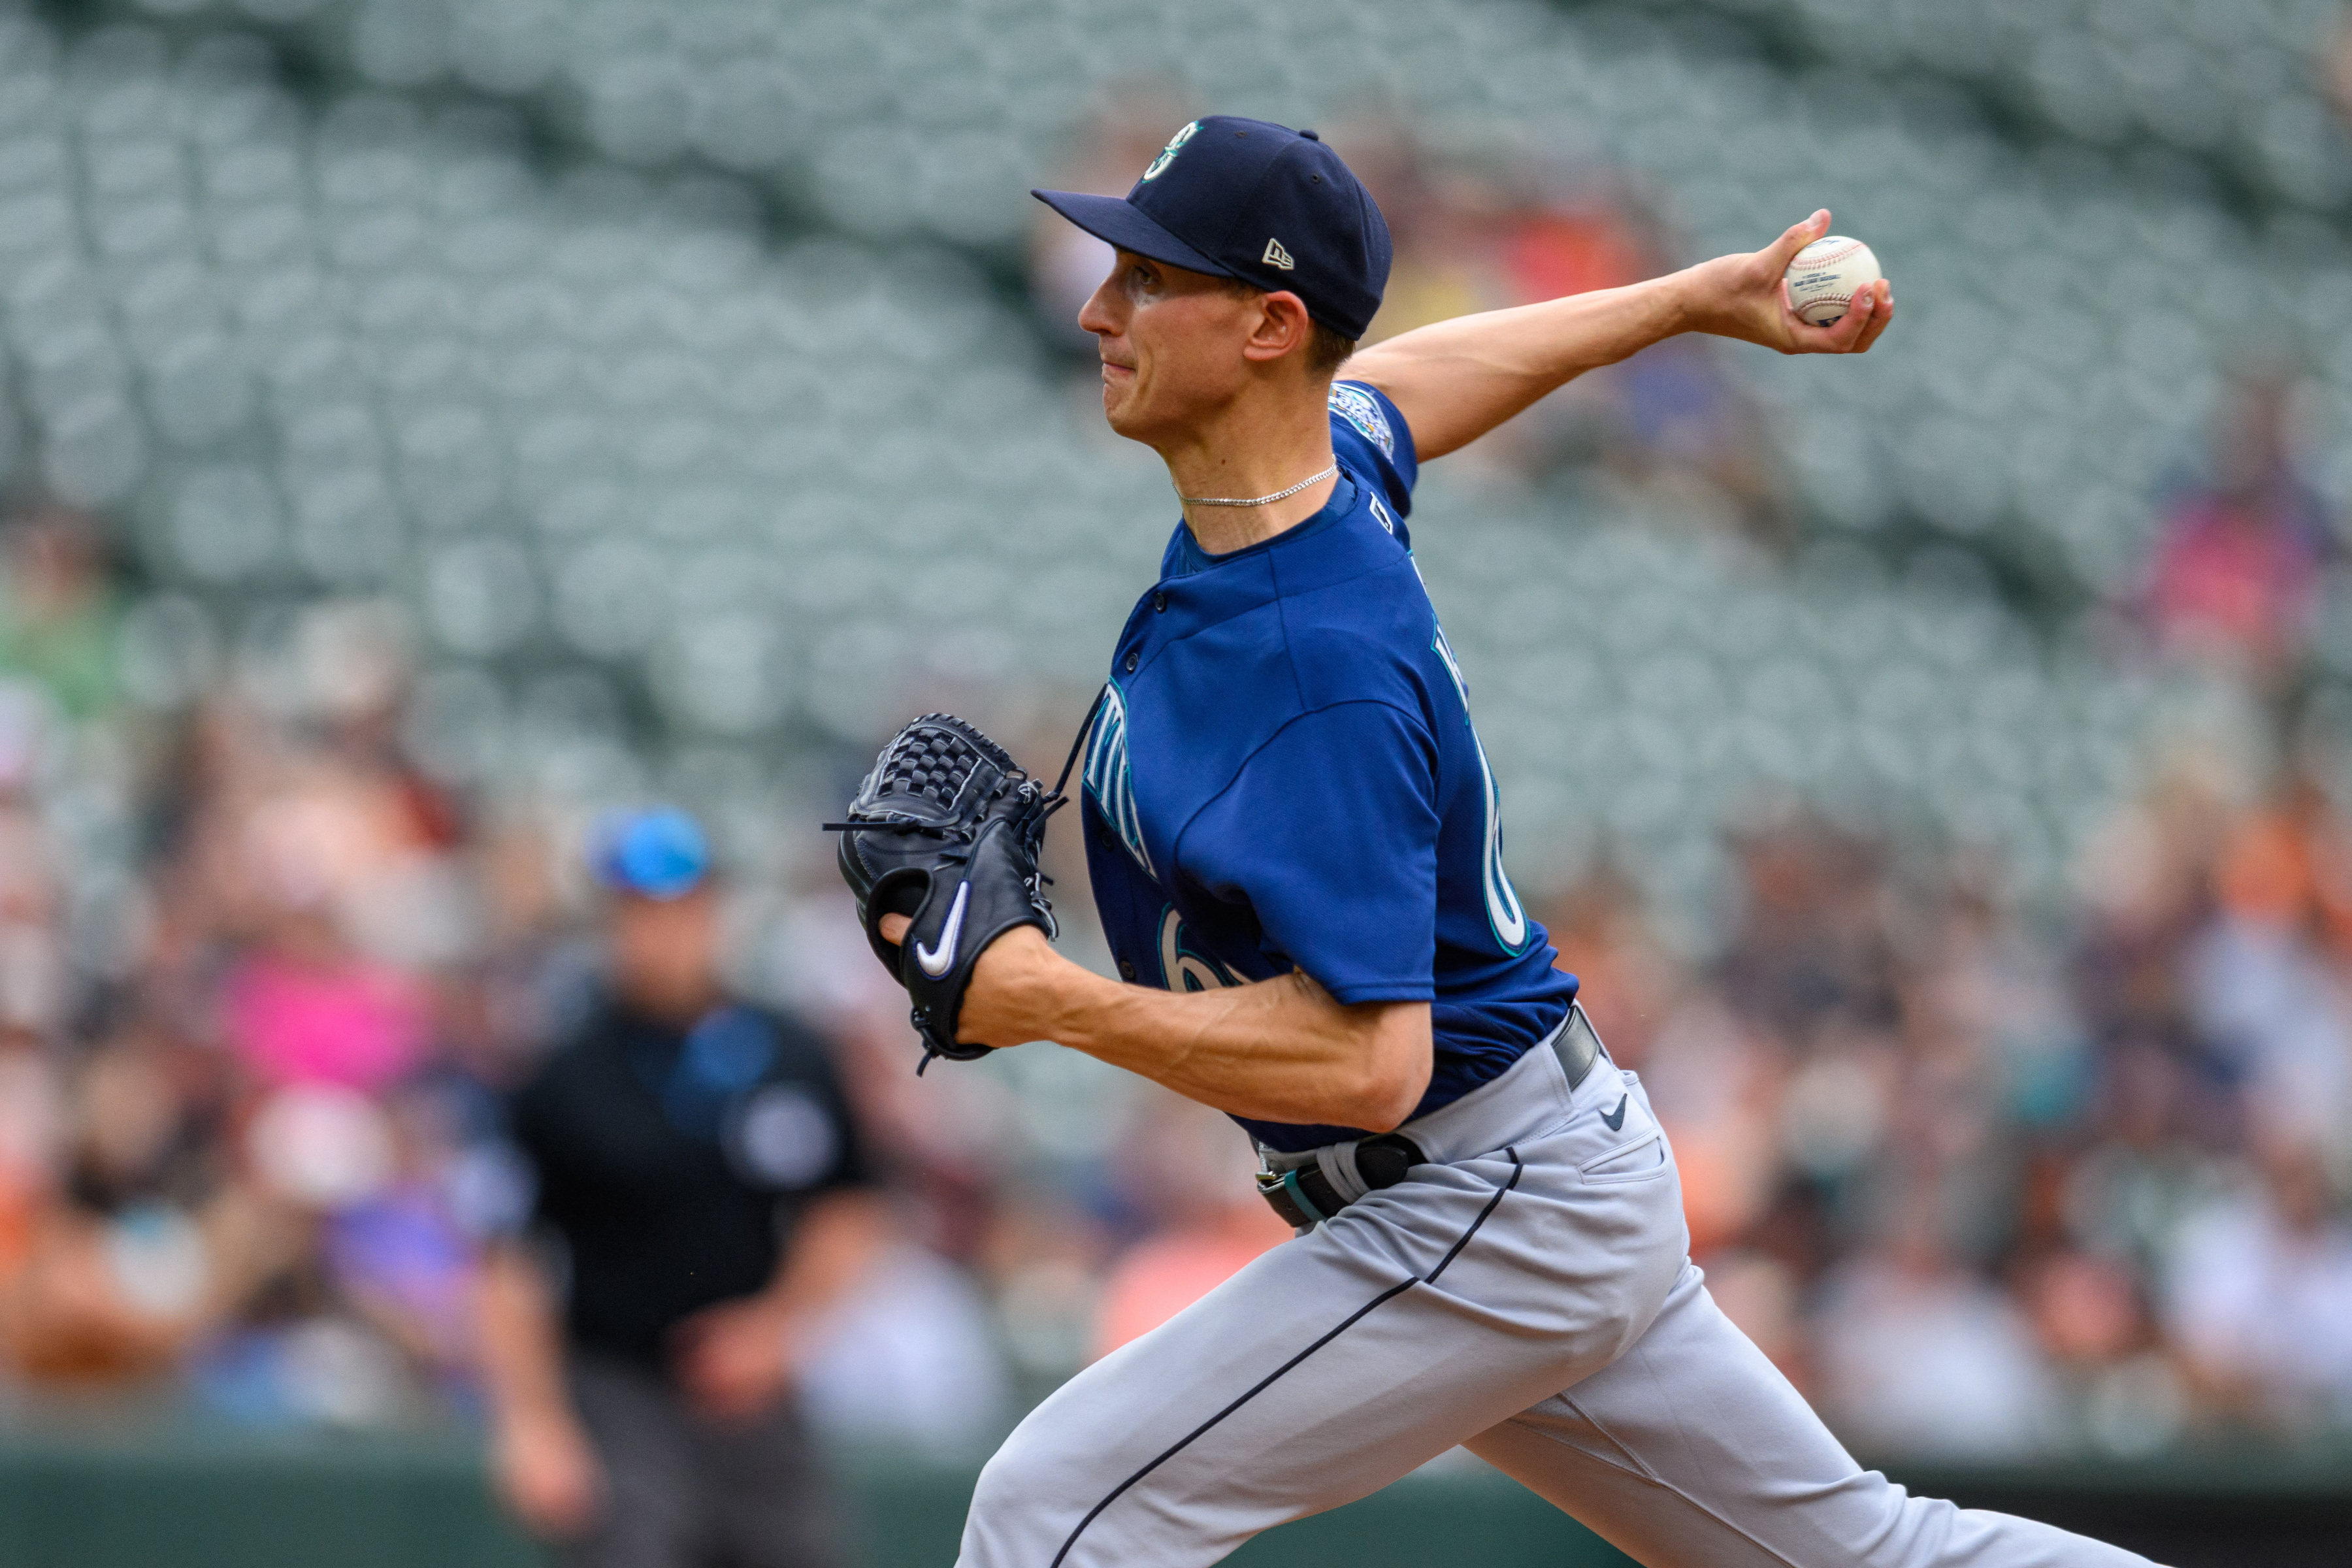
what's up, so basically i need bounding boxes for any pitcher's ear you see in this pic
[1243,289,1314,363]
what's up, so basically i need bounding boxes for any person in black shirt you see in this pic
[477,809,881,1568]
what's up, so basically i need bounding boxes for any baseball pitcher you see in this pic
[834,116,2155,1568]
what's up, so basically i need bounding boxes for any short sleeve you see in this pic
[1328,380,1418,513]
[1181,701,1438,1004]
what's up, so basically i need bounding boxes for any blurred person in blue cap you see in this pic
[474,806,883,1568]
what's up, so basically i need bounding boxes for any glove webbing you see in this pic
[819,685,1105,841]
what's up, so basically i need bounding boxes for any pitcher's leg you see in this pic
[958,1143,1680,1568]
[957,1236,1485,1566]
[1466,1264,2164,1568]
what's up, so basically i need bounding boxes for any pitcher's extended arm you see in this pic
[1347,210,1892,463]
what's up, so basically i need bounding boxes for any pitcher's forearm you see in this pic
[979,937,1431,1131]
[1349,274,1691,460]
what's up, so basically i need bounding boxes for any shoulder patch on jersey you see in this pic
[1083,681,1151,877]
[1328,382,1395,461]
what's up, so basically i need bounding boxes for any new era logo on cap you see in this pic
[1032,115,1393,340]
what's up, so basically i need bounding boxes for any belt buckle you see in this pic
[1254,1166,1326,1230]
[1254,1135,1423,1232]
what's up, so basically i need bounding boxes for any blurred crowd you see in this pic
[4,489,2352,1470]
[0,496,1248,1456]
[0,503,533,1427]
[1555,766,2352,1458]
[1,99,2351,1468]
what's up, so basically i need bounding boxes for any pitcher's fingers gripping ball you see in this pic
[828,713,1064,1070]
[1784,234,1882,327]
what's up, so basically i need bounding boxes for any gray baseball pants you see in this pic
[958,1028,2161,1568]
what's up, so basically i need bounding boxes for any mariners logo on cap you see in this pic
[1141,120,1199,181]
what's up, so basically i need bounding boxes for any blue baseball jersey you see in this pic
[1079,380,1579,1154]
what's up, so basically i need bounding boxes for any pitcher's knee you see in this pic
[966,1437,1036,1522]
[1826,1468,1963,1567]
[1848,1474,2131,1568]
[1870,1485,2155,1568]
[958,1421,1087,1567]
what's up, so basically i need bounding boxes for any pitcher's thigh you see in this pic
[957,1254,1516,1567]
[1467,1265,2163,1568]
[956,1184,1656,1568]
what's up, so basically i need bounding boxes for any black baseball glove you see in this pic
[828,714,1064,1070]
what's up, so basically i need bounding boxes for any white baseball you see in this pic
[1784,235,1880,327]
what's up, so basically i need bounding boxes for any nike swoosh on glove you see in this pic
[828,713,1062,1071]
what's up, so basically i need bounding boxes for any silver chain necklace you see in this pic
[1175,463,1338,508]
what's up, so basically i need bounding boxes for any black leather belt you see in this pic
[1554,1002,1603,1091]
[1254,1004,1603,1230]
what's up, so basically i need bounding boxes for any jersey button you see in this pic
[1118,959,1137,982]
[1123,650,1138,674]
[1152,591,1168,613]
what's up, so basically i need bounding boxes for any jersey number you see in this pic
[1159,907,1241,992]
[1431,625,1531,955]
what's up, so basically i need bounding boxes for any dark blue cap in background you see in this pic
[591,806,711,900]
[1033,116,1393,342]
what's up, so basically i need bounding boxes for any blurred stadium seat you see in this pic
[0,0,2291,913]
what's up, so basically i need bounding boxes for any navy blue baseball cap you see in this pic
[1034,116,1392,342]
[591,806,711,900]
